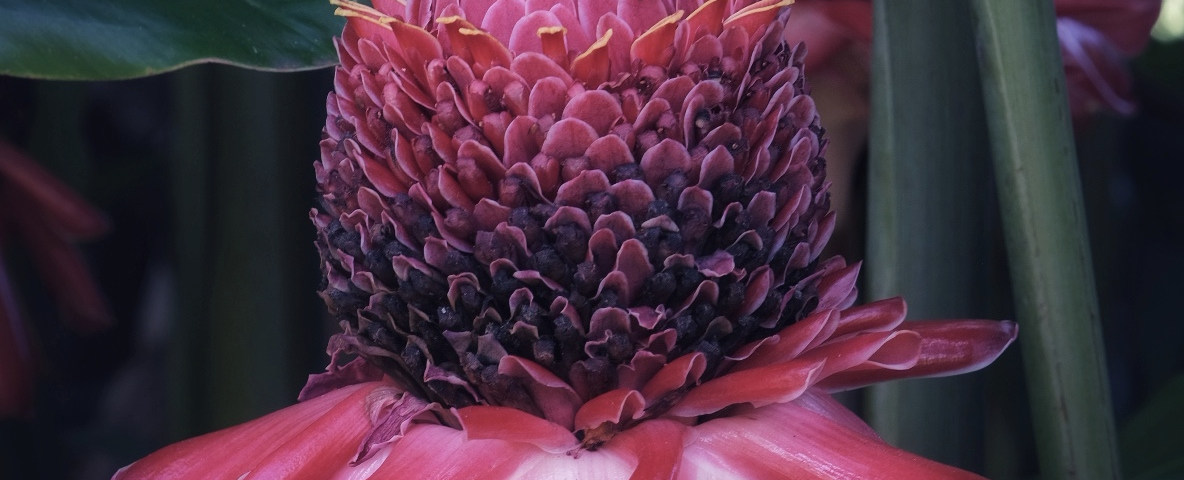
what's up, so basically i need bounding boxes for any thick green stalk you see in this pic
[971,1,1119,478]
[168,66,211,439]
[866,0,994,471]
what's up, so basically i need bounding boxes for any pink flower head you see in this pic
[116,0,1017,478]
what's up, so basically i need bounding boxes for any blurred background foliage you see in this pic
[0,1,1182,479]
[0,66,333,478]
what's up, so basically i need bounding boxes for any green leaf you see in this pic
[0,0,342,80]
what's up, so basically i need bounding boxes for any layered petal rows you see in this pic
[118,289,1019,479]
[314,0,837,426]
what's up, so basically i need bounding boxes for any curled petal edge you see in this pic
[818,319,1019,392]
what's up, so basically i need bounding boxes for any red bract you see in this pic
[116,0,1018,478]
[0,140,110,418]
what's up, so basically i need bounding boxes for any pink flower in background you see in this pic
[0,255,35,418]
[0,139,110,418]
[1055,0,1162,115]
[784,0,1162,117]
[782,0,1162,257]
[116,0,1017,477]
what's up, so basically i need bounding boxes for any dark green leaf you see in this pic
[0,0,342,80]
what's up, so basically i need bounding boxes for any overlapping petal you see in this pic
[315,0,837,429]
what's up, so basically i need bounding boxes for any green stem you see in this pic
[205,66,306,428]
[971,1,1120,478]
[169,66,327,434]
[866,0,995,471]
[168,66,212,439]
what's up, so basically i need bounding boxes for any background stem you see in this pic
[972,0,1120,478]
[866,0,996,472]
[169,66,327,434]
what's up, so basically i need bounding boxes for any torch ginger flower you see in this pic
[115,0,1017,478]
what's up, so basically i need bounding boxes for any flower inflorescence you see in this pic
[313,0,836,422]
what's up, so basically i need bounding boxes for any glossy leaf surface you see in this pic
[0,0,340,80]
